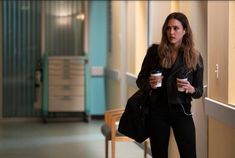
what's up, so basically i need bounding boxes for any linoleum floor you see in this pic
[0,119,151,158]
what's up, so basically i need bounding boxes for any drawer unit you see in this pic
[48,56,85,112]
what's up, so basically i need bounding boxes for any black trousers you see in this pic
[149,104,196,158]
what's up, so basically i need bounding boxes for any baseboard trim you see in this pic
[0,114,104,123]
[0,117,42,123]
[91,115,104,120]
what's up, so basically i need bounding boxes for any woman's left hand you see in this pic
[177,79,195,94]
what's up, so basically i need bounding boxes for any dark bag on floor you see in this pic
[118,89,151,143]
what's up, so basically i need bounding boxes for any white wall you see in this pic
[148,1,171,44]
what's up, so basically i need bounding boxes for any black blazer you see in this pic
[136,44,204,105]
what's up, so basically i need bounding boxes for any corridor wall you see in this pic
[207,1,235,158]
[87,1,108,115]
[106,1,208,158]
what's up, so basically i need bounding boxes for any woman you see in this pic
[136,12,204,158]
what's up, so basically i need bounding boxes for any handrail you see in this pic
[205,97,235,128]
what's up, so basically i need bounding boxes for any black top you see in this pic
[136,44,204,106]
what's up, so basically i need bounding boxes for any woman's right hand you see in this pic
[149,76,163,89]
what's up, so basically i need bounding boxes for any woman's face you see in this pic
[166,18,186,48]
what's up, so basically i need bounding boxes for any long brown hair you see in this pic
[158,12,199,70]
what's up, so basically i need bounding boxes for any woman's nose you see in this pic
[170,28,174,34]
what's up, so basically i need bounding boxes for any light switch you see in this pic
[91,66,104,76]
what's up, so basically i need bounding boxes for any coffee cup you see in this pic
[151,70,162,88]
[177,77,188,92]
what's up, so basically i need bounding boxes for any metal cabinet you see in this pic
[48,56,85,112]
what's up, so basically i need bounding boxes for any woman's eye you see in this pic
[174,27,179,31]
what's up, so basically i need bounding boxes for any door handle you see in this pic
[215,64,219,79]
